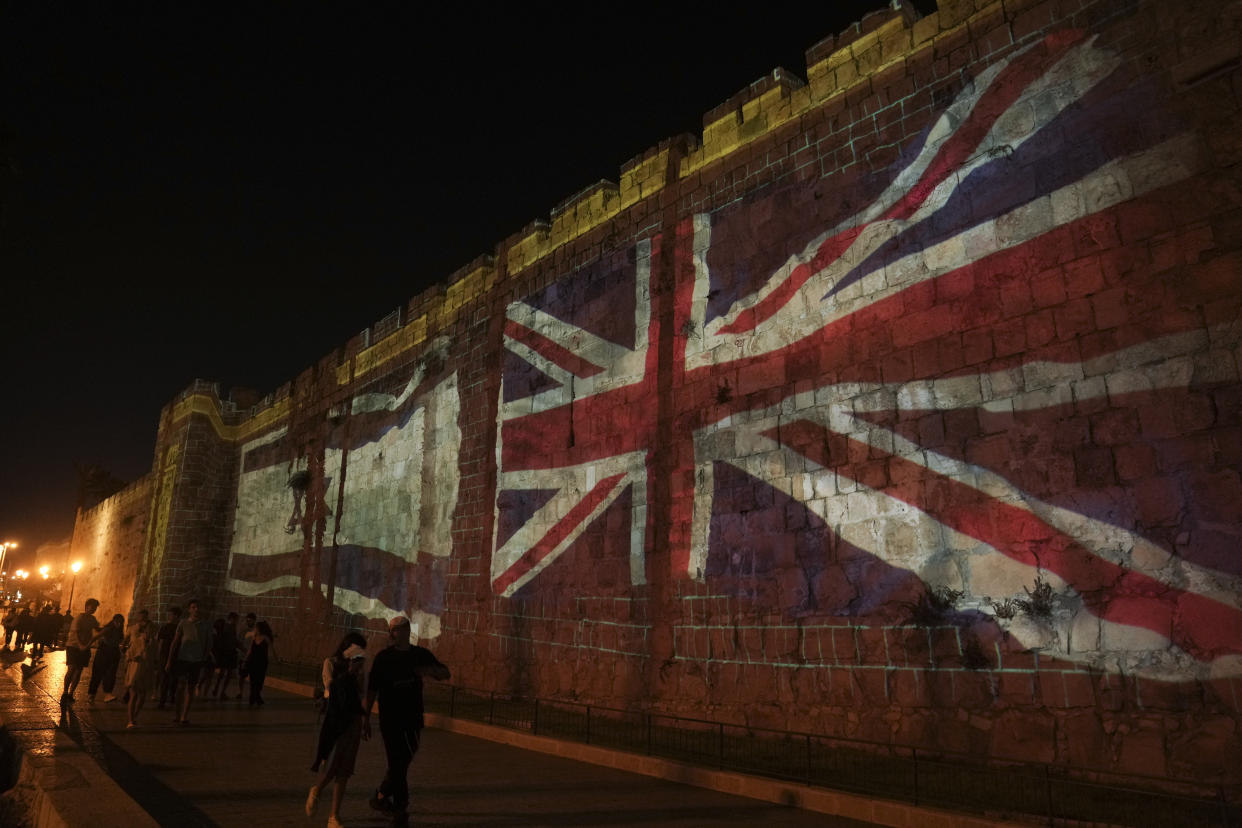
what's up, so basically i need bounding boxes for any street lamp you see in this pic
[66,562,82,613]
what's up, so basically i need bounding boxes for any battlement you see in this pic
[176,0,1077,438]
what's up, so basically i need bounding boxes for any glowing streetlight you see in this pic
[67,562,83,611]
[39,565,49,580]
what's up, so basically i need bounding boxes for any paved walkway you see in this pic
[0,648,872,827]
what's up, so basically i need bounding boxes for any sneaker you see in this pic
[103,694,117,703]
[126,721,137,729]
[305,786,320,817]
[327,817,344,828]
[369,792,394,813]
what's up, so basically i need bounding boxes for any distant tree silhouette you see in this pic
[74,462,128,510]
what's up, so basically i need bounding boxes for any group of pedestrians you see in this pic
[48,597,448,827]
[2,601,71,657]
[58,597,278,728]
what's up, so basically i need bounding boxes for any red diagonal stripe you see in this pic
[880,29,1085,223]
[505,319,605,379]
[718,227,862,335]
[768,419,1242,660]
[491,473,626,595]
[718,29,1086,336]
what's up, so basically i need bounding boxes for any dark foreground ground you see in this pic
[0,648,871,827]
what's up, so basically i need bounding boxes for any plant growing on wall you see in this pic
[1016,577,1056,620]
[987,597,1019,621]
[73,462,128,510]
[909,585,964,627]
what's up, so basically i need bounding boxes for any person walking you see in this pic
[31,604,58,660]
[241,620,274,706]
[235,611,256,699]
[123,609,158,728]
[306,632,368,828]
[2,605,17,650]
[209,613,239,699]
[155,605,180,709]
[15,604,33,650]
[88,613,125,702]
[364,616,450,823]
[61,598,103,706]
[166,599,214,725]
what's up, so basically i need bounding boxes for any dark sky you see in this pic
[1,2,925,565]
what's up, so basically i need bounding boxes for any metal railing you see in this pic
[268,661,1239,827]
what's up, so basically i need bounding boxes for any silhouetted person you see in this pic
[236,611,257,699]
[32,604,59,659]
[15,604,32,649]
[241,620,274,706]
[210,613,240,699]
[155,605,180,709]
[2,605,16,649]
[88,613,125,702]
[365,616,450,822]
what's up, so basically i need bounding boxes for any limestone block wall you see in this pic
[132,0,1242,788]
[66,475,153,618]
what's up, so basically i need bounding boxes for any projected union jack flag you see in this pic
[492,30,1242,678]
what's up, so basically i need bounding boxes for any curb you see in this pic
[424,715,1033,828]
[0,667,158,828]
[268,675,1031,828]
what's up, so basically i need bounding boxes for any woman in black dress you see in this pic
[241,620,274,706]
[209,616,239,699]
[306,631,368,825]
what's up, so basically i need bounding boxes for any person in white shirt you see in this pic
[61,598,103,706]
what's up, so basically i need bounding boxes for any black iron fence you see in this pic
[268,661,1239,827]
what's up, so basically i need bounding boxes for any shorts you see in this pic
[65,646,91,669]
[172,659,205,687]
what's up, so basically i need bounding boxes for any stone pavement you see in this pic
[0,649,874,827]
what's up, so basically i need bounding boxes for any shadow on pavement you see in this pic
[10,657,220,827]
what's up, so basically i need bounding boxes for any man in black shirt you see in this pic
[364,615,450,822]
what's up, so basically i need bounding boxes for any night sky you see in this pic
[1,2,923,565]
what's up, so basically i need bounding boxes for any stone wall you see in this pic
[66,475,153,619]
[130,0,1242,789]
